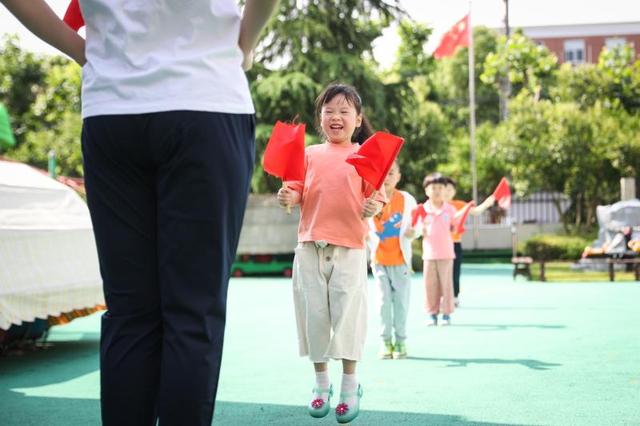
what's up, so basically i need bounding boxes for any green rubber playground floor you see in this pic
[1,264,639,425]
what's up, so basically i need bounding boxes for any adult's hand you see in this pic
[241,49,254,72]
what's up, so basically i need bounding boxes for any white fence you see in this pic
[237,194,568,254]
[477,191,570,225]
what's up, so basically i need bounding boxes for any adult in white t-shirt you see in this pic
[1,1,279,425]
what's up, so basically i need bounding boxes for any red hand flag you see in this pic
[345,131,404,191]
[411,203,427,227]
[433,15,469,59]
[63,0,85,31]
[493,177,512,209]
[455,201,476,234]
[262,121,306,181]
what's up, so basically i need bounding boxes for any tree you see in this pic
[596,44,640,113]
[552,43,640,114]
[481,30,558,101]
[479,95,637,229]
[251,0,404,127]
[10,110,83,176]
[1,36,83,176]
[430,26,502,127]
[0,35,46,148]
[379,20,452,197]
[247,0,406,192]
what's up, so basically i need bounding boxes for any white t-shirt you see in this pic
[80,0,255,118]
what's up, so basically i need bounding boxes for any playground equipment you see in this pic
[0,159,104,348]
[576,199,640,277]
[0,103,16,149]
[582,199,640,258]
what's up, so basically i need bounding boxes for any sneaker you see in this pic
[441,314,451,326]
[308,384,333,418]
[378,341,393,359]
[392,342,407,359]
[427,314,438,326]
[454,297,460,307]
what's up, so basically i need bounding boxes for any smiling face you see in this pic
[320,94,362,145]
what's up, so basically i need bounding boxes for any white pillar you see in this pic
[621,177,636,201]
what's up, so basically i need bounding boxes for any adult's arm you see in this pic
[238,0,280,70]
[1,0,86,65]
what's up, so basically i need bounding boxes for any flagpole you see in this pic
[468,0,479,250]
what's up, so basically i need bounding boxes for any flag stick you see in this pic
[468,0,479,249]
[282,181,292,215]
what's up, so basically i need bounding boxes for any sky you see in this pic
[1,0,639,64]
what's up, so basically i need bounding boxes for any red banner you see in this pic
[63,0,84,31]
[263,121,306,181]
[434,15,469,59]
[345,131,404,191]
[493,177,512,209]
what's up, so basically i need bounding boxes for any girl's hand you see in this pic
[404,228,418,239]
[277,187,294,209]
[362,199,382,218]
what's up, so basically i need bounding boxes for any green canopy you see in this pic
[0,103,16,149]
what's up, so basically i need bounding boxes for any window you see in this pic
[605,37,626,50]
[564,39,585,64]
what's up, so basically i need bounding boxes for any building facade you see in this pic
[516,21,640,65]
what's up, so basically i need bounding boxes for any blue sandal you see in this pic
[335,384,363,424]
[308,384,333,418]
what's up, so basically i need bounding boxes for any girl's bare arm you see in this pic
[470,194,495,216]
[1,0,85,65]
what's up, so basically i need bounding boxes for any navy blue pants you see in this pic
[82,111,255,426]
[453,242,463,297]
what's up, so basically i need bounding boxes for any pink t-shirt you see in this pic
[287,143,386,249]
[421,200,456,260]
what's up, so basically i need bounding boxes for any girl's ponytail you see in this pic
[353,115,374,145]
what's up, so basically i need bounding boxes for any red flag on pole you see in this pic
[63,0,85,31]
[433,15,470,59]
[263,121,306,181]
[345,131,404,191]
[493,177,512,209]
[455,201,476,234]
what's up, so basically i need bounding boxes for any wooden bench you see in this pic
[606,257,640,282]
[512,256,534,280]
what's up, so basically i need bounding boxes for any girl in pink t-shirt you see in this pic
[277,83,384,423]
[415,174,458,326]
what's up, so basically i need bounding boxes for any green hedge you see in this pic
[519,234,591,261]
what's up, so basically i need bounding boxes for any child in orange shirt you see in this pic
[368,161,418,359]
[277,83,386,423]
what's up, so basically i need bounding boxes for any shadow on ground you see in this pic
[0,335,538,425]
[0,335,101,425]
[213,400,535,425]
[406,356,562,370]
[452,323,566,331]
[0,396,535,426]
